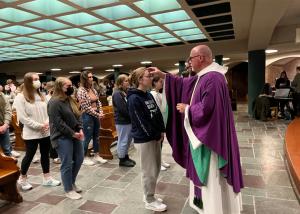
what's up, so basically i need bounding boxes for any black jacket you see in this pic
[112,89,131,124]
[47,98,82,147]
[127,88,165,143]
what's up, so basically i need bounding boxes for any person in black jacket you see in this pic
[112,74,135,167]
[127,67,167,212]
[48,77,84,200]
[275,71,291,117]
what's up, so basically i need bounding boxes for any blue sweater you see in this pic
[127,88,165,143]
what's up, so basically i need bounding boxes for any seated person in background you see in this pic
[275,71,290,117]
[253,83,272,121]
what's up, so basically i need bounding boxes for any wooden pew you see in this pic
[11,111,25,151]
[285,118,300,201]
[99,106,117,160]
[0,152,23,203]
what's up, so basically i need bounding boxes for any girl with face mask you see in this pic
[48,77,84,200]
[13,72,61,191]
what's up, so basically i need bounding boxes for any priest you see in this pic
[148,45,244,214]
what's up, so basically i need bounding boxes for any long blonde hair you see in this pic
[23,72,45,103]
[52,77,81,117]
[128,67,147,88]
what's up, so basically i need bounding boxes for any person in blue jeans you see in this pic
[0,90,12,156]
[113,74,135,167]
[48,77,84,200]
[77,70,107,166]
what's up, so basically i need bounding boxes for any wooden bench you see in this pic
[99,106,117,160]
[0,152,23,203]
[284,117,300,201]
[11,111,25,151]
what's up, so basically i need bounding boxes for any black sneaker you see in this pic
[119,158,135,167]
[125,154,136,165]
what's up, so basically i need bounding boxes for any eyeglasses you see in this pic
[88,76,93,79]
[187,55,204,62]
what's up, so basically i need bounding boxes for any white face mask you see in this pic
[32,80,41,89]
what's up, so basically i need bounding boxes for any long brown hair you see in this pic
[115,74,128,90]
[22,72,44,103]
[128,67,147,88]
[80,70,92,89]
[52,77,81,117]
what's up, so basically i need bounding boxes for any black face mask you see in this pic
[65,87,74,96]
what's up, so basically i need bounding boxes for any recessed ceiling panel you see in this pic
[105,30,135,38]
[164,20,197,31]
[0,7,39,22]
[181,34,206,41]
[69,0,119,8]
[30,32,66,40]
[8,36,40,43]
[98,40,123,46]
[57,13,102,26]
[152,10,190,23]
[174,28,202,37]
[121,36,147,43]
[27,19,70,30]
[1,25,40,35]
[133,41,156,46]
[133,26,165,35]
[156,38,180,44]
[93,5,139,20]
[20,0,77,16]
[56,38,84,44]
[146,32,173,40]
[79,35,108,42]
[134,0,181,13]
[85,23,120,33]
[57,28,91,37]
[117,17,153,28]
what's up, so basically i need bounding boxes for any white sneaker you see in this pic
[72,184,82,193]
[94,155,108,164]
[65,190,82,200]
[162,161,170,168]
[52,158,61,164]
[43,177,61,186]
[161,165,167,171]
[145,200,167,212]
[18,177,33,191]
[143,196,163,203]
[32,156,40,163]
[11,150,20,158]
[82,157,95,166]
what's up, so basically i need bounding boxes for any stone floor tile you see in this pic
[78,200,117,214]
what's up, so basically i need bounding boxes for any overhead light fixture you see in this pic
[265,49,278,54]
[36,72,43,75]
[223,57,230,61]
[105,69,114,72]
[69,71,81,74]
[174,63,179,66]
[141,61,152,65]
[83,66,93,69]
[50,68,61,71]
[113,64,123,67]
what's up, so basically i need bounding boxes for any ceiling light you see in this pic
[223,57,230,61]
[83,66,93,69]
[36,72,43,75]
[265,49,278,54]
[105,69,114,72]
[113,64,123,67]
[50,68,61,71]
[174,63,179,66]
[141,61,152,65]
[69,71,81,74]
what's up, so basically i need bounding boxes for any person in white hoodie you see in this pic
[13,72,60,191]
[151,76,170,171]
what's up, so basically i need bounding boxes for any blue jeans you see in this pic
[0,129,12,156]
[82,113,100,155]
[116,124,132,158]
[56,137,84,192]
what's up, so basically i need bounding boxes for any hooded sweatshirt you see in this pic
[127,88,165,143]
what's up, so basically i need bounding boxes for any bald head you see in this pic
[189,45,213,72]
[191,45,213,60]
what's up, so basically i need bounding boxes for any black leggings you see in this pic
[21,137,51,175]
